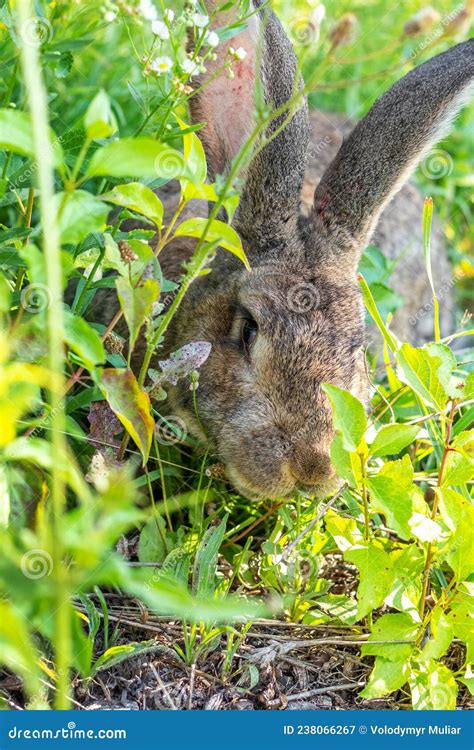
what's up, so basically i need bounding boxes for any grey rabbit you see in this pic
[155,1,473,500]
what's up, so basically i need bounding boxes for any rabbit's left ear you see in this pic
[312,39,474,268]
[189,0,309,247]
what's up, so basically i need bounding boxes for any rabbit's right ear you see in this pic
[312,39,474,270]
[189,0,309,246]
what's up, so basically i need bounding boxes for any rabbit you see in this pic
[154,2,473,501]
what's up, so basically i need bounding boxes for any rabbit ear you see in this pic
[312,40,474,268]
[189,0,309,246]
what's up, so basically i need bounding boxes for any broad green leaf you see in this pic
[369,423,419,458]
[368,455,415,540]
[101,368,154,463]
[361,613,417,661]
[458,665,474,695]
[103,233,154,282]
[3,438,91,500]
[360,657,409,699]
[175,114,207,184]
[86,138,193,180]
[115,278,159,351]
[138,515,168,564]
[175,218,250,270]
[55,190,108,244]
[409,661,457,710]
[0,108,63,167]
[345,542,395,620]
[396,343,449,409]
[0,601,42,699]
[192,515,228,598]
[447,587,473,662]
[437,488,474,580]
[385,544,424,618]
[420,608,453,661]
[64,311,105,370]
[464,371,474,400]
[325,509,363,552]
[329,434,362,487]
[101,182,163,228]
[84,89,117,140]
[441,450,474,486]
[322,384,366,453]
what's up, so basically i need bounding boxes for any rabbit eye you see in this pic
[240,317,258,354]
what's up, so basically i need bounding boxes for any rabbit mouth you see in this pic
[225,462,340,501]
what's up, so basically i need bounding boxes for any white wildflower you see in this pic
[151,19,170,39]
[164,9,175,23]
[151,55,173,74]
[193,12,209,28]
[234,46,247,60]
[205,30,219,47]
[181,57,200,77]
[104,10,117,22]
[139,0,158,21]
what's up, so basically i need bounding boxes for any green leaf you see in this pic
[322,384,367,453]
[369,423,419,458]
[464,371,474,400]
[0,274,11,313]
[437,488,474,580]
[358,273,398,352]
[0,467,9,526]
[192,515,228,598]
[361,613,417,661]
[102,182,163,228]
[447,587,473,662]
[175,218,250,270]
[325,509,363,552]
[100,368,154,464]
[367,455,415,540]
[420,608,453,662]
[175,114,207,184]
[0,601,42,699]
[396,343,450,409]
[409,661,457,710]
[345,542,395,620]
[55,190,108,244]
[138,515,168,564]
[441,450,474,487]
[458,665,474,695]
[86,138,193,180]
[84,90,118,140]
[329,434,362,487]
[0,108,63,168]
[115,278,159,351]
[360,657,409,699]
[64,311,105,370]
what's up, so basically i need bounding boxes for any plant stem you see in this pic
[17,0,71,709]
[418,400,456,621]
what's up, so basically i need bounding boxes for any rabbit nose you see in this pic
[289,449,334,486]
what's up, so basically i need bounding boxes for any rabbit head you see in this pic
[167,1,474,500]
